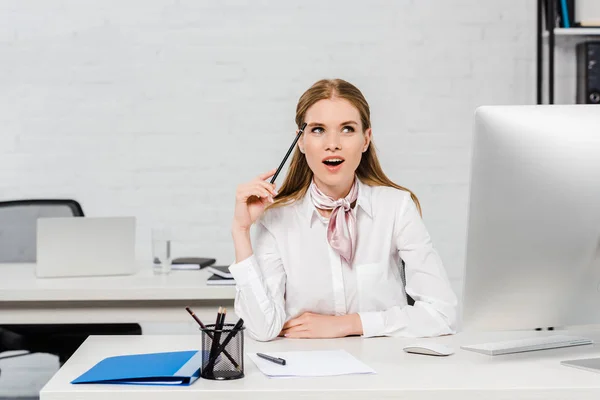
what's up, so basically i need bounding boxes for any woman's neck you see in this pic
[312,176,357,219]
[313,177,355,200]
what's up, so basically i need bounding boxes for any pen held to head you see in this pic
[270,122,308,185]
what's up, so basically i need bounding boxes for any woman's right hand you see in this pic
[232,168,278,233]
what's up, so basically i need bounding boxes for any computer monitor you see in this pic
[461,105,600,332]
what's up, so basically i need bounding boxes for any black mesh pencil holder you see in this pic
[200,323,245,380]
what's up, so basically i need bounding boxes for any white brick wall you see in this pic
[1,0,579,395]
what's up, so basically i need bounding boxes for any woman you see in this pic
[230,79,457,341]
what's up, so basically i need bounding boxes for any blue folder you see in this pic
[71,350,205,386]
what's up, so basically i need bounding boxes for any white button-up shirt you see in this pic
[229,178,457,341]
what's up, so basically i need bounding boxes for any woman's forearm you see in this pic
[230,225,287,341]
[342,314,364,336]
[232,227,253,263]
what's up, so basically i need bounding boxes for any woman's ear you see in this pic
[363,128,372,152]
[298,131,305,153]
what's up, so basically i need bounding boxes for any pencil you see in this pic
[185,307,241,371]
[204,318,245,373]
[206,307,224,375]
[270,122,308,184]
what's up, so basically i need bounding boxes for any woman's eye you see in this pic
[311,127,324,134]
[342,126,355,133]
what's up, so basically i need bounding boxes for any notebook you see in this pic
[171,257,216,270]
[71,350,205,386]
[206,274,235,285]
[205,266,233,278]
[247,350,376,378]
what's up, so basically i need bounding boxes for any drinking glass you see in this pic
[152,228,172,275]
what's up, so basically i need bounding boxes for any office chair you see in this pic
[0,199,142,369]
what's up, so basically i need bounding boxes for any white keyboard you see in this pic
[461,335,594,356]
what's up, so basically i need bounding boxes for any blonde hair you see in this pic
[269,79,422,215]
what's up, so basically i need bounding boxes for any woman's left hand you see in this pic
[279,312,363,339]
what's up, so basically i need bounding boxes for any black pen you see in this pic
[256,352,286,366]
[270,122,308,184]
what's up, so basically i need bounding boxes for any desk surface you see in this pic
[0,263,235,301]
[0,263,235,324]
[41,327,600,400]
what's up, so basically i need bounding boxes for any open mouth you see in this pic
[322,158,345,167]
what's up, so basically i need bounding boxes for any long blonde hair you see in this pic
[269,79,422,215]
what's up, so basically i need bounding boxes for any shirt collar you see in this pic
[296,177,373,226]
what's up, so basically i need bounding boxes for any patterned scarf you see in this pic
[309,179,359,264]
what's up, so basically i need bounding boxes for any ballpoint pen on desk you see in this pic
[256,352,286,366]
[203,317,245,373]
[185,307,241,371]
[270,122,308,184]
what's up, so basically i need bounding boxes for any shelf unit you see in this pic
[536,0,600,104]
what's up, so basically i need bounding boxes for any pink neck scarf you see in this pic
[309,178,359,265]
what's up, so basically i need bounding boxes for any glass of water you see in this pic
[152,228,172,275]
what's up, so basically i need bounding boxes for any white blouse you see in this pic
[229,178,457,341]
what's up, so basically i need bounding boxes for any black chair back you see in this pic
[0,199,84,263]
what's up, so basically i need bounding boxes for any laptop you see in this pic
[36,216,136,278]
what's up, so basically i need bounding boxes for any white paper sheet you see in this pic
[171,264,200,270]
[248,350,376,378]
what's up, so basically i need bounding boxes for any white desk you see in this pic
[41,327,600,400]
[0,263,235,324]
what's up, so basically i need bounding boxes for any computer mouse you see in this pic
[403,343,455,356]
